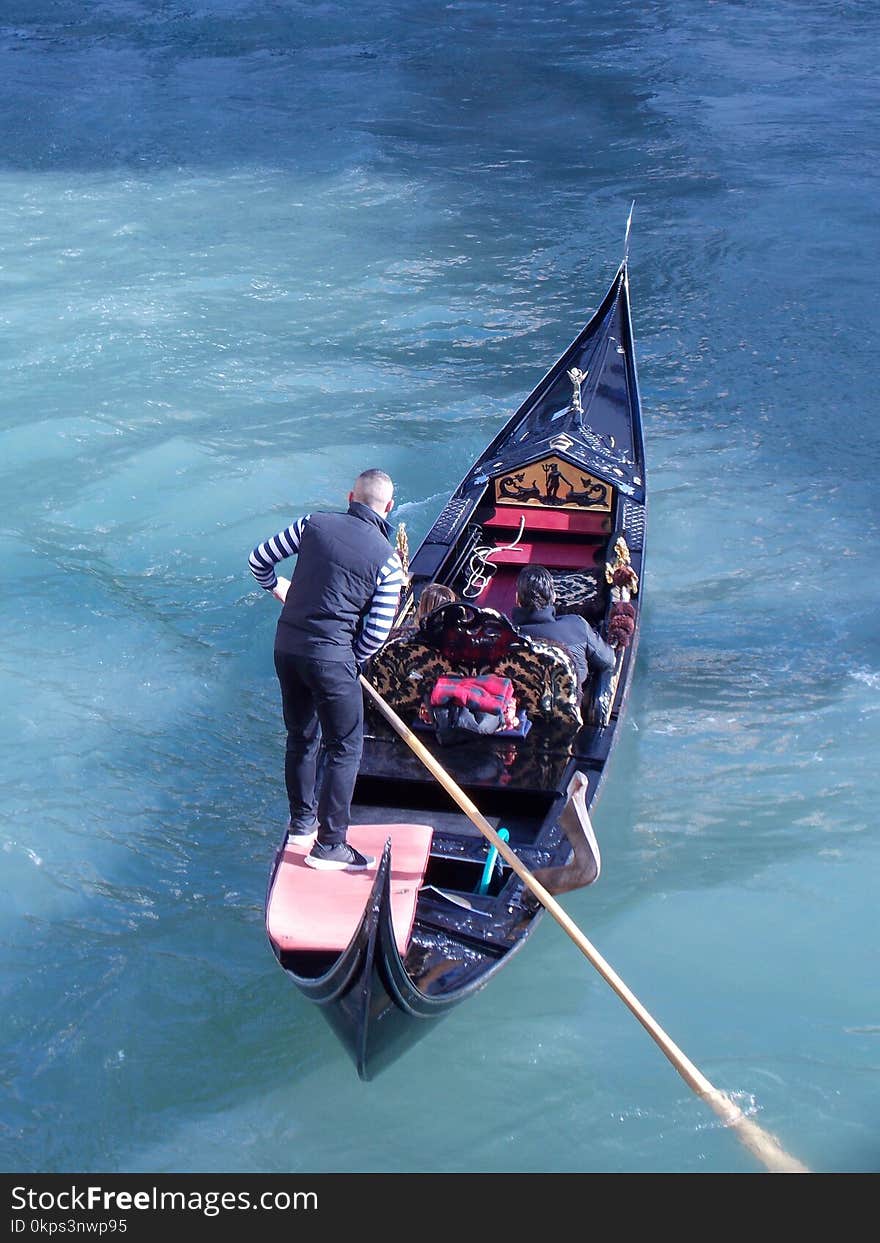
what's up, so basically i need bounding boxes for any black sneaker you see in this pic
[286,816,318,843]
[304,842,375,871]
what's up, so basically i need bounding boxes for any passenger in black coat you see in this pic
[510,564,616,689]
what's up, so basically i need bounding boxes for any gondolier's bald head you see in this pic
[351,468,394,516]
[516,565,555,611]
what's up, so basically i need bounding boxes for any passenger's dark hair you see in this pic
[516,565,555,611]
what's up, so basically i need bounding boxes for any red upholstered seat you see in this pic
[482,505,611,536]
[483,540,601,569]
[266,823,434,955]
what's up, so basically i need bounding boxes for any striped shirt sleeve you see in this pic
[248,515,310,591]
[354,551,406,663]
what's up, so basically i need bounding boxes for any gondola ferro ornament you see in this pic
[567,366,588,414]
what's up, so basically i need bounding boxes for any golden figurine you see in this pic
[605,535,638,650]
[395,521,410,576]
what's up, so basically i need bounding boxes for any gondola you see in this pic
[265,216,646,1080]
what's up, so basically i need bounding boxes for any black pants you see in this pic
[273,650,363,847]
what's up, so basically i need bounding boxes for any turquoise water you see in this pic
[1,2,878,1175]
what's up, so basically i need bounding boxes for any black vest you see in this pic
[275,502,393,660]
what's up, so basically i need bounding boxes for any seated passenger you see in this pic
[392,582,458,639]
[417,582,458,624]
[511,565,615,689]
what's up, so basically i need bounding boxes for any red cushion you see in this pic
[485,540,601,569]
[483,505,611,535]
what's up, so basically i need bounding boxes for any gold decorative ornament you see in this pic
[605,534,638,651]
[395,522,410,576]
[605,535,638,593]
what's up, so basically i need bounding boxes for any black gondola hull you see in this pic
[266,242,646,1079]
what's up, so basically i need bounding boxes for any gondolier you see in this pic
[248,469,405,871]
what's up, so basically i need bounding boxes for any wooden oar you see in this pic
[360,674,810,1174]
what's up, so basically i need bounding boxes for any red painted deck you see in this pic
[266,823,434,956]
